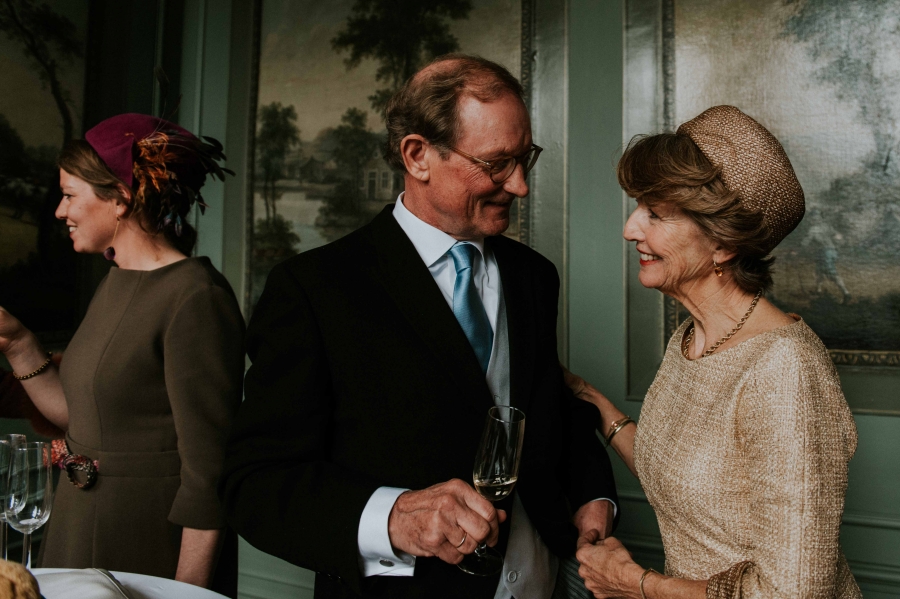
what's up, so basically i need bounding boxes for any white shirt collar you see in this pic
[392,193,485,267]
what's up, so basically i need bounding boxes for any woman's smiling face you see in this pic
[623,198,716,296]
[55,169,118,254]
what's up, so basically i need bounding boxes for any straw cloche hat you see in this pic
[677,105,805,251]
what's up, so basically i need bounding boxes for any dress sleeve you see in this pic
[164,284,245,529]
[708,338,858,599]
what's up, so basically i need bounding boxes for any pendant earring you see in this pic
[713,259,724,277]
[103,218,120,261]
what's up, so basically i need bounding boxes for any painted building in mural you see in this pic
[359,157,402,202]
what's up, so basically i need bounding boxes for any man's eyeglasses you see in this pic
[449,144,543,184]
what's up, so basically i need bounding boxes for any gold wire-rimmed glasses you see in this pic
[449,144,543,184]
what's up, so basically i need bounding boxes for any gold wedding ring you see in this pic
[455,531,468,548]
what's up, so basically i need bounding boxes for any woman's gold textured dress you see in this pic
[633,317,861,598]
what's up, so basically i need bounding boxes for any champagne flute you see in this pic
[0,434,26,560]
[458,405,525,576]
[6,442,53,569]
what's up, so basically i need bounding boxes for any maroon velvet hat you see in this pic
[84,113,199,187]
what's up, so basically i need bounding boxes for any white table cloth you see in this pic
[32,568,228,599]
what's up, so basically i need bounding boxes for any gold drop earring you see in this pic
[103,217,120,261]
[713,259,724,277]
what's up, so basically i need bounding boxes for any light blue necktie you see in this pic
[449,243,494,374]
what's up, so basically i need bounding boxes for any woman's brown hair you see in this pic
[58,140,197,255]
[617,132,775,293]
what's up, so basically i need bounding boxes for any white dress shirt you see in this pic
[357,194,614,598]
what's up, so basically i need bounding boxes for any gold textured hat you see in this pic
[677,105,805,251]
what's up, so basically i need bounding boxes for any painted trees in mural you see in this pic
[0,0,86,334]
[256,102,301,221]
[332,0,473,111]
[317,108,382,236]
[254,102,302,280]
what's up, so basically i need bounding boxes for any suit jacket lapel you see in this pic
[489,237,536,417]
[367,206,494,408]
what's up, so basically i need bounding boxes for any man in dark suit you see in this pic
[221,54,618,599]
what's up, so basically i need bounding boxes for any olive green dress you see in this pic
[39,258,244,594]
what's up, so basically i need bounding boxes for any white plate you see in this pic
[32,568,228,599]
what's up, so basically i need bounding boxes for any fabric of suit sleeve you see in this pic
[164,284,245,529]
[561,385,619,528]
[525,257,619,543]
[220,262,382,593]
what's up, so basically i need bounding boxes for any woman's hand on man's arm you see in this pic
[561,365,638,476]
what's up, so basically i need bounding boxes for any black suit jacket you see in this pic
[221,205,617,599]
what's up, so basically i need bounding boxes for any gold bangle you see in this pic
[640,567,659,599]
[605,417,635,446]
[13,352,52,381]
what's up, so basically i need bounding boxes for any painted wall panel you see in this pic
[567,0,626,408]
[181,0,233,275]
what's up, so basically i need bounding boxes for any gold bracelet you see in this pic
[604,417,635,446]
[640,567,659,599]
[13,352,52,381]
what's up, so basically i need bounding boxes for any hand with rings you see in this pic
[387,479,506,565]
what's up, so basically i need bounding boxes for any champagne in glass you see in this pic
[458,405,525,576]
[0,434,25,561]
[6,442,53,569]
[473,475,518,501]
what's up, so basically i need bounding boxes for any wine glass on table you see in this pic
[0,434,26,560]
[6,442,53,569]
[458,405,525,576]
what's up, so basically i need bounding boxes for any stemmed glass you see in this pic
[5,442,53,568]
[0,434,26,560]
[458,405,525,576]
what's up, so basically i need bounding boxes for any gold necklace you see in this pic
[682,290,763,359]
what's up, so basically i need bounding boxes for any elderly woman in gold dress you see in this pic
[565,106,861,599]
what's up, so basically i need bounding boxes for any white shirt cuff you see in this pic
[591,497,618,519]
[357,486,416,577]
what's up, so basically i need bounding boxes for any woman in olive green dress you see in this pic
[0,114,244,597]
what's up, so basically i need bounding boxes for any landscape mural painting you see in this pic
[0,0,88,339]
[248,0,525,310]
[668,0,900,364]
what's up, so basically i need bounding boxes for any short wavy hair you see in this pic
[617,132,775,293]
[384,53,524,171]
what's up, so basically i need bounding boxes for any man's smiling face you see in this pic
[423,92,532,240]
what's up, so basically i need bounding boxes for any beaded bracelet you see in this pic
[12,352,52,381]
